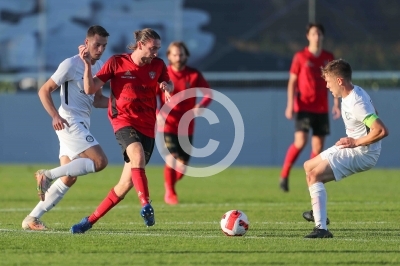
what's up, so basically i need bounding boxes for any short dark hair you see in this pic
[321,59,352,81]
[127,28,161,51]
[166,41,190,57]
[306,23,325,35]
[87,25,109,38]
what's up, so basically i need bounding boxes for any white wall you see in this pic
[0,88,398,168]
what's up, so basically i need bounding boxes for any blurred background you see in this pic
[0,0,399,168]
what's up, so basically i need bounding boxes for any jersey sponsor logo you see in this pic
[86,135,94,142]
[122,70,136,79]
[149,71,156,79]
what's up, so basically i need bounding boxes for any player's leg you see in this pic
[304,158,335,238]
[280,112,310,192]
[163,134,192,204]
[309,113,330,158]
[23,156,77,230]
[35,123,106,200]
[117,127,155,226]
[70,163,132,234]
[163,133,179,204]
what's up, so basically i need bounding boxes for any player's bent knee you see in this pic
[94,156,108,172]
[61,176,77,187]
[303,160,312,173]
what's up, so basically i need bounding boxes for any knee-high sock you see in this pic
[88,188,122,225]
[29,179,70,218]
[176,169,184,181]
[280,144,301,178]
[309,182,327,229]
[164,165,177,195]
[131,168,150,206]
[46,158,95,180]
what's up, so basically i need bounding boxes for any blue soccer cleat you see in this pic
[140,204,155,227]
[70,217,92,234]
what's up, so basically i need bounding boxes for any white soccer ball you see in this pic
[220,210,249,236]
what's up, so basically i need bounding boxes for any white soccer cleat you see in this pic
[22,216,49,231]
[35,169,52,201]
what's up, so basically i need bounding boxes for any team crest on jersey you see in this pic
[86,135,94,142]
[345,112,351,120]
[149,71,156,79]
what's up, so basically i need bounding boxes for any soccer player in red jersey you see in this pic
[280,23,341,192]
[157,41,212,205]
[71,28,173,233]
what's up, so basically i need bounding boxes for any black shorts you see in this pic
[163,133,193,162]
[294,112,330,136]
[115,126,155,164]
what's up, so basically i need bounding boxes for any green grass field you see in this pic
[1,164,400,265]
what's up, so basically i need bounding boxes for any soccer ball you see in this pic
[220,210,249,236]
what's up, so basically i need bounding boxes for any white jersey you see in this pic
[341,85,381,151]
[51,55,103,128]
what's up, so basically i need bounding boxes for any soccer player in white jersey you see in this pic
[301,59,389,238]
[22,25,110,230]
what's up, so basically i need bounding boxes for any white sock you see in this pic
[29,179,70,218]
[45,158,95,180]
[309,182,327,230]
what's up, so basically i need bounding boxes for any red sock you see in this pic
[176,170,184,181]
[88,188,122,225]
[310,151,318,159]
[280,144,301,178]
[164,165,177,195]
[131,168,150,206]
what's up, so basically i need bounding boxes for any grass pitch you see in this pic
[1,164,400,265]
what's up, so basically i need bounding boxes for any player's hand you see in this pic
[285,106,293,120]
[159,81,173,93]
[332,105,341,120]
[335,137,357,148]
[78,45,91,65]
[52,114,69,131]
[164,90,172,102]
[193,104,204,116]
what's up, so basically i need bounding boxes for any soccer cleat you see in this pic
[279,178,289,192]
[22,216,49,231]
[35,169,52,201]
[304,225,333,238]
[70,217,92,234]
[302,210,330,225]
[140,203,155,226]
[164,192,179,205]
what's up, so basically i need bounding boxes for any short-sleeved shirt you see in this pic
[157,65,212,135]
[95,54,170,138]
[51,54,103,127]
[341,85,381,152]
[290,47,334,113]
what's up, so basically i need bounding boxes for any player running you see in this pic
[22,25,109,230]
[70,28,173,233]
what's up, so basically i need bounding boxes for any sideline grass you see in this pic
[1,164,400,265]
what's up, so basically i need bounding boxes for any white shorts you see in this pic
[320,145,381,181]
[56,122,99,160]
